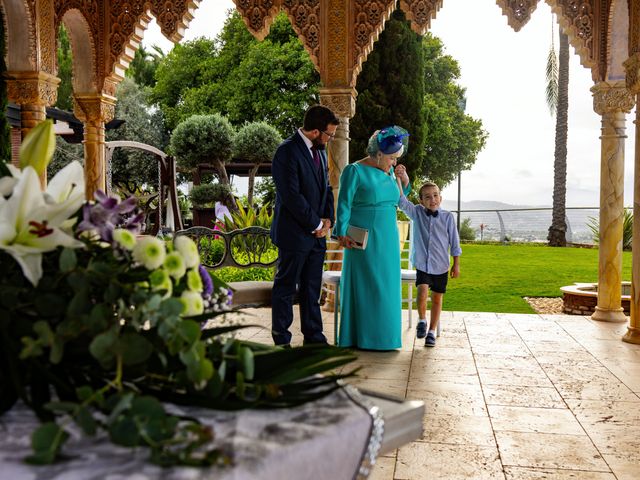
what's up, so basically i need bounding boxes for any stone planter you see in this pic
[560,282,631,316]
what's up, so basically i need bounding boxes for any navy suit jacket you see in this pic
[270,131,335,251]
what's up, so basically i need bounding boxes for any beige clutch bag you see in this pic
[347,225,369,250]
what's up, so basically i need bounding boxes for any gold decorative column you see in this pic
[590,81,635,323]
[320,87,356,190]
[319,87,355,313]
[74,94,116,200]
[624,53,640,343]
[5,71,60,185]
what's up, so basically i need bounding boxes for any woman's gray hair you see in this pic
[366,130,382,157]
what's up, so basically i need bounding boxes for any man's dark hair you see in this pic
[303,104,340,131]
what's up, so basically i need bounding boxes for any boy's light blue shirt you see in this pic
[398,196,462,275]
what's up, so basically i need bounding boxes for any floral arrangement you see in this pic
[0,122,356,466]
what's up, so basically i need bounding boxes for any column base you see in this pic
[622,326,640,344]
[591,306,628,323]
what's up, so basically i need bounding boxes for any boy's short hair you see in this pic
[303,105,340,131]
[419,182,440,199]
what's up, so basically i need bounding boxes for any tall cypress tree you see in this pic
[0,12,11,165]
[350,8,426,176]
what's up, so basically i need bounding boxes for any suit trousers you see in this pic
[271,242,327,346]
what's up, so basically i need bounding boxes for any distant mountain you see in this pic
[441,200,550,211]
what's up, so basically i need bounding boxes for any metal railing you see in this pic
[448,206,622,244]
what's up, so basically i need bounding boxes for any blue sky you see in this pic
[143,0,637,207]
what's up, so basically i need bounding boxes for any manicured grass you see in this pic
[405,244,632,313]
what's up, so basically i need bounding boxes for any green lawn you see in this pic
[405,244,632,313]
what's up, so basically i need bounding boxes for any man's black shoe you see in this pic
[303,340,329,346]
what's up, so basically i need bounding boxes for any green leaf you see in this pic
[26,422,69,465]
[117,332,153,366]
[50,337,64,364]
[239,346,254,380]
[59,248,77,272]
[109,416,140,447]
[177,320,201,346]
[131,396,165,417]
[89,328,118,367]
[67,288,91,316]
[160,298,184,317]
[75,406,97,435]
[76,386,94,402]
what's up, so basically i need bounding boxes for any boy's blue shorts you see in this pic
[415,270,448,293]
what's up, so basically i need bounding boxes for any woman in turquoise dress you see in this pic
[333,126,410,350]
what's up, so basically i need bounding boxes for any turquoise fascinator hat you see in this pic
[377,126,409,156]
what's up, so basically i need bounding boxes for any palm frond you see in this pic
[545,45,559,114]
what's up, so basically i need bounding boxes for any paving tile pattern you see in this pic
[227,309,640,479]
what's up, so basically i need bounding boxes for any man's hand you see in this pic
[314,218,332,238]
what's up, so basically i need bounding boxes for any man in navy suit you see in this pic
[270,105,340,347]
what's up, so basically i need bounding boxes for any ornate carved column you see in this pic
[623,53,640,343]
[320,87,356,190]
[5,71,60,184]
[590,80,635,323]
[74,93,116,200]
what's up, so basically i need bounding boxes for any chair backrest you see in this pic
[174,226,277,269]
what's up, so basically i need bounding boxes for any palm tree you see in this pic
[546,18,570,247]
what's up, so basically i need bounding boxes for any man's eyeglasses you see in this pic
[321,130,336,140]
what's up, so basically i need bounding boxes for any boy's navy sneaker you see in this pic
[425,332,436,347]
[416,321,427,339]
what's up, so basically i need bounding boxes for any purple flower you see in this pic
[199,265,214,297]
[77,190,144,242]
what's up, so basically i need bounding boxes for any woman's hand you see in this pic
[338,235,357,249]
[394,164,410,186]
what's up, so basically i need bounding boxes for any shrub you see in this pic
[170,114,235,170]
[587,208,633,250]
[459,217,475,241]
[190,183,232,208]
[219,200,274,230]
[233,122,282,163]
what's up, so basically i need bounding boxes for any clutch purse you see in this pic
[347,225,369,250]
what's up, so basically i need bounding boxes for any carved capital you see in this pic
[591,81,635,115]
[495,0,539,32]
[624,54,640,94]
[5,71,61,106]
[73,93,117,125]
[319,87,357,119]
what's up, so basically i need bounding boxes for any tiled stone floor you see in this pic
[229,308,640,479]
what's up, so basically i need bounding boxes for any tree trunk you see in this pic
[247,164,260,207]
[213,159,237,211]
[548,30,569,247]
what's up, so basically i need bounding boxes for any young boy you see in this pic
[395,167,461,347]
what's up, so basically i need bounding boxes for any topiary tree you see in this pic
[170,113,236,208]
[189,183,231,208]
[233,121,281,206]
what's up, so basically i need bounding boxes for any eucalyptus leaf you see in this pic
[27,422,69,465]
[117,332,153,366]
[75,406,97,435]
[59,248,77,272]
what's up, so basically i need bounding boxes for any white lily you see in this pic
[0,164,22,197]
[0,164,85,286]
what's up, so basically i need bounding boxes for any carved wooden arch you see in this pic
[60,9,98,94]
[105,1,200,96]
[0,0,37,71]
[605,0,629,81]
[495,1,605,81]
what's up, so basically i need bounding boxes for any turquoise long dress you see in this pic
[333,162,409,350]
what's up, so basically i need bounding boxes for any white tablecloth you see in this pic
[0,386,379,480]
